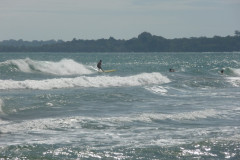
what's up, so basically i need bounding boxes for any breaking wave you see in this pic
[221,67,240,76]
[223,68,240,87]
[226,77,240,87]
[0,109,222,134]
[232,68,240,76]
[0,58,93,75]
[0,72,170,90]
[0,98,4,115]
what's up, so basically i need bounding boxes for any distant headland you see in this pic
[0,31,240,52]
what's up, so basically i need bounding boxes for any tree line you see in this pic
[0,31,240,52]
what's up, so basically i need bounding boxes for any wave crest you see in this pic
[0,58,93,75]
[0,72,170,90]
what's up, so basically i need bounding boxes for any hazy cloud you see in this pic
[0,0,239,40]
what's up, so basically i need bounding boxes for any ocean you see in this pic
[0,52,240,159]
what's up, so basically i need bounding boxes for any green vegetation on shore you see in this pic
[1,31,240,52]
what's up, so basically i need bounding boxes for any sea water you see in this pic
[0,52,240,159]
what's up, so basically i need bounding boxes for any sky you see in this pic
[0,0,240,41]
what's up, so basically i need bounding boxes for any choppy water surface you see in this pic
[0,52,240,159]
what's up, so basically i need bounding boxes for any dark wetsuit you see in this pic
[97,61,103,71]
[97,61,102,69]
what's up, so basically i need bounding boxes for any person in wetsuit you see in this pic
[97,60,104,72]
[169,68,175,72]
[221,69,224,74]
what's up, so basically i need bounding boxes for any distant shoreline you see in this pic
[1,32,240,52]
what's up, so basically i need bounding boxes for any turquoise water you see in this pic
[0,52,240,159]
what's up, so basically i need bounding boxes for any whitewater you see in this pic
[0,52,240,159]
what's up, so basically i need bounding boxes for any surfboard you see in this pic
[98,69,116,73]
[104,69,116,73]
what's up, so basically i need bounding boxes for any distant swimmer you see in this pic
[97,60,104,72]
[169,68,175,72]
[221,69,224,74]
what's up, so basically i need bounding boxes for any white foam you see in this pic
[1,112,238,146]
[224,68,240,87]
[2,58,93,75]
[0,110,218,134]
[0,98,4,114]
[139,109,219,121]
[64,109,221,124]
[0,72,170,90]
[181,148,217,157]
[0,99,7,126]
[114,109,220,122]
[145,86,168,95]
[226,77,240,87]
[232,68,240,76]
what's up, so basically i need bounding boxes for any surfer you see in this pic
[221,69,224,74]
[97,60,104,72]
[169,68,175,72]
